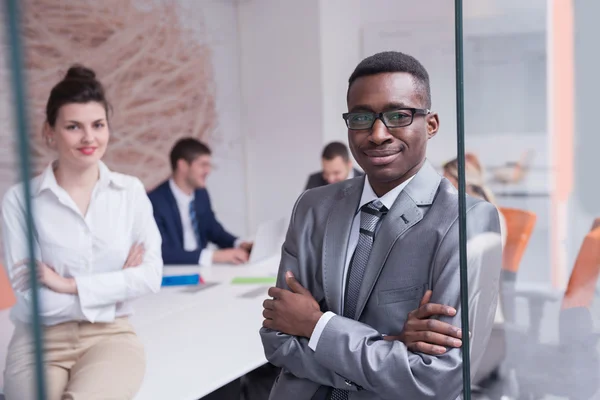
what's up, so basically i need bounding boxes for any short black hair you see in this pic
[322,141,350,162]
[170,138,211,171]
[347,51,431,108]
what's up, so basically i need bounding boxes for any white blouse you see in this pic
[1,161,163,326]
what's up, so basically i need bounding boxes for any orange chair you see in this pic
[0,263,16,310]
[473,208,537,386]
[499,207,537,274]
[513,226,600,400]
[498,207,537,323]
[561,227,600,310]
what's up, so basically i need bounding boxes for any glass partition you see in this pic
[462,1,600,399]
[3,1,596,400]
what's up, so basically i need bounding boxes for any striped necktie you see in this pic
[328,199,388,400]
[189,200,201,247]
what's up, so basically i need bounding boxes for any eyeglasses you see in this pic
[342,108,430,130]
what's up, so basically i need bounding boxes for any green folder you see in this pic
[231,276,277,285]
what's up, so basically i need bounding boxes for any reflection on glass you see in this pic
[461,1,600,399]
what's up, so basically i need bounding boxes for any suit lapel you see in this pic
[164,184,185,244]
[194,192,208,248]
[322,179,363,315]
[354,160,441,320]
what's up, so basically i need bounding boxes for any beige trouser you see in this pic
[3,317,145,400]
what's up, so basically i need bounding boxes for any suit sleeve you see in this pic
[149,194,202,265]
[203,191,237,249]
[259,192,357,390]
[310,201,502,400]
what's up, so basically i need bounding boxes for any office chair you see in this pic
[498,208,538,324]
[473,208,537,389]
[0,265,15,311]
[511,227,600,399]
[591,217,600,232]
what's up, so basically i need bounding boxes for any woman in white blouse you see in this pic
[2,65,163,400]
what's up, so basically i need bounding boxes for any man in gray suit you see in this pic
[260,51,502,399]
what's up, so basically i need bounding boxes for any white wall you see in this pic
[178,0,247,237]
[318,0,361,147]
[571,0,600,272]
[237,0,325,232]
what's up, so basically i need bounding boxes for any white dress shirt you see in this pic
[1,161,163,326]
[308,175,414,350]
[168,179,242,267]
[168,179,213,267]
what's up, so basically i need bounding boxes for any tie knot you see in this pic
[359,200,387,234]
[362,199,387,214]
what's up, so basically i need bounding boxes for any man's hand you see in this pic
[262,271,323,338]
[239,241,253,253]
[384,290,463,355]
[213,248,249,265]
[12,259,77,294]
[123,243,145,269]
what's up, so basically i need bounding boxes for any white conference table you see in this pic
[131,255,280,400]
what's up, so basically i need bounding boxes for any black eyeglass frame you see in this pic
[341,108,430,130]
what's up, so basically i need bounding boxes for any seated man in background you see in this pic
[148,138,251,266]
[304,141,363,190]
[150,138,278,400]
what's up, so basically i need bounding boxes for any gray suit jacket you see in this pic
[260,160,502,400]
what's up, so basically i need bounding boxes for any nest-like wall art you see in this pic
[22,0,217,189]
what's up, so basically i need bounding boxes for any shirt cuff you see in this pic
[234,238,243,248]
[75,275,120,323]
[199,248,214,267]
[308,311,336,351]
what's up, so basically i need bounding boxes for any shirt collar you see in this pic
[358,175,415,211]
[34,161,125,196]
[169,178,194,204]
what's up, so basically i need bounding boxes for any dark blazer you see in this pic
[304,168,363,190]
[147,180,237,265]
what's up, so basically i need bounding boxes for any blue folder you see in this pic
[161,274,200,287]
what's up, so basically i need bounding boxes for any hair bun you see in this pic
[64,64,96,81]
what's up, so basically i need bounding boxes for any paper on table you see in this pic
[238,286,270,299]
[180,281,220,293]
[231,276,277,285]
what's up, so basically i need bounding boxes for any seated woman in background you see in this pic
[442,153,507,246]
[2,65,163,400]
